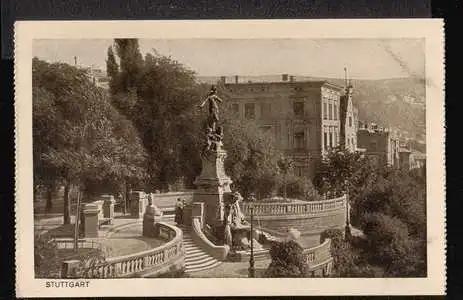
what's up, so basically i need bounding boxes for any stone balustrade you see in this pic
[241,195,346,216]
[302,238,334,277]
[52,238,103,250]
[240,195,347,236]
[191,217,230,261]
[63,222,184,278]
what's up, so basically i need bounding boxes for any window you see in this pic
[244,103,255,119]
[231,103,239,115]
[324,132,328,150]
[260,125,272,133]
[260,103,271,118]
[293,102,304,118]
[349,116,352,127]
[323,102,328,120]
[295,166,304,177]
[351,138,355,149]
[328,103,333,120]
[334,104,338,120]
[294,131,305,149]
[333,131,337,146]
[329,132,333,148]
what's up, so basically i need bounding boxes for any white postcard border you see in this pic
[15,19,445,297]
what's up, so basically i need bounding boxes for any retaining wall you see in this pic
[241,195,347,236]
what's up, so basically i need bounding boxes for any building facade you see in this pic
[223,75,346,178]
[357,123,400,167]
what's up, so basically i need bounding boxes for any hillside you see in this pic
[198,75,426,141]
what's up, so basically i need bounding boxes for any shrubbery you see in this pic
[264,240,307,277]
[320,229,377,277]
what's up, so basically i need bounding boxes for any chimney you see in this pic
[289,75,295,82]
[235,75,239,84]
[282,74,289,81]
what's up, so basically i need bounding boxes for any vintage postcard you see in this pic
[15,19,445,297]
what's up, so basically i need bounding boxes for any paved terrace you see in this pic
[34,212,164,258]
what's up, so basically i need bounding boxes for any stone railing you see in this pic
[129,190,195,218]
[63,222,184,278]
[303,238,334,277]
[52,237,103,250]
[240,195,347,236]
[191,217,229,261]
[241,195,346,216]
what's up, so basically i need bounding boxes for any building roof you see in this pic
[224,80,344,91]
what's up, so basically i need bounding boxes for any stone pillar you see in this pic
[194,149,232,229]
[82,203,99,238]
[130,191,145,218]
[61,260,81,278]
[191,202,205,229]
[101,195,115,224]
[94,200,104,220]
[143,198,163,237]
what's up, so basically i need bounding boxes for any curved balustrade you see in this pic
[79,222,184,278]
[52,238,104,250]
[241,195,346,216]
[302,238,333,276]
[191,217,230,261]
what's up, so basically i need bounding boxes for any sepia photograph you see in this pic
[15,20,445,297]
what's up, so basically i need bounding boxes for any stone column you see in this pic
[130,191,145,218]
[82,203,99,238]
[101,194,115,224]
[194,149,232,229]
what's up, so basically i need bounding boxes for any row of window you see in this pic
[323,101,338,121]
[231,103,272,120]
[323,127,339,150]
[231,100,307,119]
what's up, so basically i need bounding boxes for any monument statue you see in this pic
[228,192,249,229]
[198,85,223,132]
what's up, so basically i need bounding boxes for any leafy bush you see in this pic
[319,229,377,277]
[361,212,425,277]
[264,241,307,277]
[277,174,320,201]
[34,233,58,277]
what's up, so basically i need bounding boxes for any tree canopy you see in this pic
[106,39,283,195]
[33,57,148,222]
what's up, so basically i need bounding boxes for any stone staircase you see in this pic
[182,229,222,274]
[161,210,221,273]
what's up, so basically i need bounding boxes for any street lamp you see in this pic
[247,193,256,278]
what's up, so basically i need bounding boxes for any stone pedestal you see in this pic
[101,195,115,224]
[93,200,104,220]
[130,191,146,218]
[61,260,81,278]
[194,149,233,228]
[82,203,99,238]
[143,203,163,237]
[191,202,205,228]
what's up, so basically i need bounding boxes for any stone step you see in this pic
[186,251,210,259]
[185,255,216,265]
[185,260,221,273]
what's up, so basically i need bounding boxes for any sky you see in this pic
[33,38,425,80]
